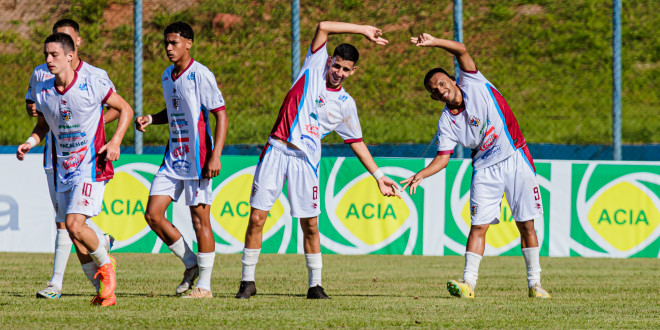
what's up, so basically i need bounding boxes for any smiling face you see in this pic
[44,42,73,75]
[326,56,356,89]
[425,72,461,106]
[164,33,192,64]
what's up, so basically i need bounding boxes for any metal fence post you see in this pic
[612,0,622,160]
[453,0,464,158]
[134,0,143,154]
[291,0,301,84]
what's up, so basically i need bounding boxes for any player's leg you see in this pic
[182,179,214,299]
[236,145,286,299]
[507,147,548,298]
[448,164,503,298]
[300,216,328,299]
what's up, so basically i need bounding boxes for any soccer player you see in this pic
[17,32,134,306]
[235,21,400,300]
[134,22,228,299]
[401,33,550,298]
[25,19,118,300]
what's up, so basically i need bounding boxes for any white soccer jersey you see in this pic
[26,61,115,171]
[158,59,226,180]
[436,67,528,170]
[268,42,363,173]
[31,71,114,192]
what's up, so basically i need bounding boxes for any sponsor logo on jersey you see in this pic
[310,112,318,121]
[170,119,188,127]
[59,140,87,149]
[58,124,81,129]
[77,199,90,207]
[172,144,190,157]
[480,145,501,160]
[479,126,499,151]
[187,72,196,80]
[171,130,189,135]
[62,169,82,184]
[172,160,191,175]
[304,124,320,138]
[58,131,87,141]
[63,153,85,170]
[60,107,72,121]
[300,134,318,153]
[338,95,348,102]
[171,113,185,117]
[171,137,190,143]
[78,83,88,91]
[315,96,325,109]
[61,100,67,105]
[469,116,481,127]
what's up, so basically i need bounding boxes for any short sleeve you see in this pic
[299,42,329,75]
[90,75,113,104]
[456,67,489,87]
[334,97,363,143]
[199,68,225,113]
[25,70,39,102]
[97,70,117,92]
[436,116,457,154]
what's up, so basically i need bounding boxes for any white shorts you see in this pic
[45,168,57,218]
[55,181,106,222]
[149,174,212,206]
[470,147,543,226]
[250,140,320,218]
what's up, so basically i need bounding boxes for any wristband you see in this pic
[372,168,384,181]
[147,115,153,125]
[25,137,37,148]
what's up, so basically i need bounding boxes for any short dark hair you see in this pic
[333,43,359,63]
[164,21,194,41]
[45,33,75,53]
[52,19,79,34]
[424,68,455,87]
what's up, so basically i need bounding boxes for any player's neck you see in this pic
[173,54,192,77]
[326,81,342,90]
[55,68,76,92]
[70,56,81,71]
[446,87,464,112]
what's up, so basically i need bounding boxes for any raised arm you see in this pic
[204,110,228,178]
[17,116,50,161]
[410,33,476,72]
[349,141,400,198]
[99,92,134,161]
[400,153,451,195]
[311,21,388,52]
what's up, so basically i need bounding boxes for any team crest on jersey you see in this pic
[187,72,196,81]
[315,96,326,109]
[251,183,258,197]
[78,83,88,91]
[60,107,72,121]
[469,116,481,127]
[471,205,478,216]
[172,97,179,110]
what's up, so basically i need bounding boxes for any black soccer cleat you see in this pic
[306,285,330,299]
[235,281,257,299]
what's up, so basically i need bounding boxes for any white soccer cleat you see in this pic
[529,283,550,298]
[176,265,199,295]
[36,282,62,299]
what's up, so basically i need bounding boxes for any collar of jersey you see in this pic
[55,70,78,95]
[171,58,195,81]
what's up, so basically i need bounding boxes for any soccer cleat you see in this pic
[176,265,199,295]
[182,287,213,299]
[235,281,257,299]
[104,234,115,252]
[306,285,330,299]
[90,295,102,306]
[447,279,475,298]
[94,261,117,299]
[109,254,117,272]
[529,283,551,298]
[36,282,62,299]
[100,293,117,306]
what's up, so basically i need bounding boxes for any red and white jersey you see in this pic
[26,60,115,171]
[158,59,226,180]
[436,67,527,170]
[31,71,114,192]
[268,42,362,172]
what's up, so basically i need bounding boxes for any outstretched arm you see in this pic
[410,33,476,72]
[311,21,388,52]
[99,92,134,161]
[204,110,228,178]
[349,141,401,198]
[17,116,50,160]
[400,153,451,195]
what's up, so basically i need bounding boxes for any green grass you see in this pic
[0,0,658,146]
[1,253,659,327]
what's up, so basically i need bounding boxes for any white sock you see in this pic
[305,253,323,288]
[168,237,198,269]
[462,251,482,289]
[89,244,111,267]
[522,247,542,287]
[196,252,215,291]
[50,229,72,289]
[81,261,100,291]
[97,233,109,251]
[241,248,260,281]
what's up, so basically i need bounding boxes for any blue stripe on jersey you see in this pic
[306,158,319,178]
[288,69,310,142]
[485,83,515,149]
[519,148,536,175]
[257,144,272,167]
[90,130,97,182]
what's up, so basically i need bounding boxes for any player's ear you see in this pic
[185,38,193,50]
[349,65,357,76]
[75,36,82,49]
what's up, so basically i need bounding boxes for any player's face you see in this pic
[326,56,356,88]
[44,42,73,75]
[54,26,81,50]
[164,33,192,63]
[425,72,459,105]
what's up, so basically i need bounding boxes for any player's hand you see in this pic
[400,174,424,195]
[25,102,38,117]
[98,140,121,161]
[204,156,221,178]
[377,176,402,199]
[135,115,151,132]
[16,143,32,161]
[363,26,389,45]
[410,33,437,47]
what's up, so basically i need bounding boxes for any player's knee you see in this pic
[517,220,536,236]
[301,218,319,236]
[144,210,162,227]
[469,224,488,236]
[248,211,267,231]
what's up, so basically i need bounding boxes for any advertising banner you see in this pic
[0,155,658,258]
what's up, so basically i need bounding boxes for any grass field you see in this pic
[1,253,659,328]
